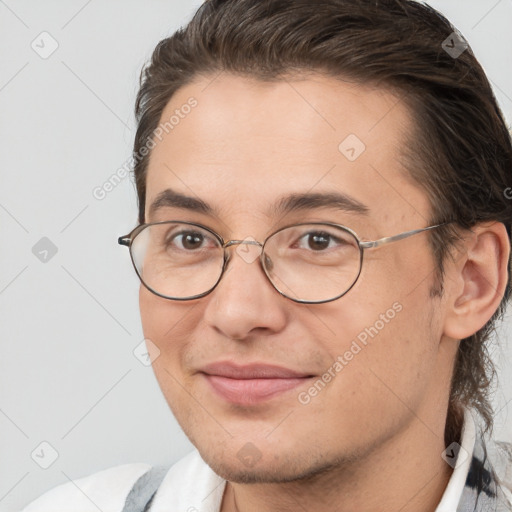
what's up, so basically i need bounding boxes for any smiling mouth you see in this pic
[198,361,316,406]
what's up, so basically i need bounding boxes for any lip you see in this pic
[200,361,313,379]
[199,362,314,405]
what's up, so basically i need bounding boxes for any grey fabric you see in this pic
[121,465,170,512]
[458,429,512,511]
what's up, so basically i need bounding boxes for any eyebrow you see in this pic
[149,189,213,218]
[271,191,369,217]
[148,188,369,220]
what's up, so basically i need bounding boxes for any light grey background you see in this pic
[1,1,511,510]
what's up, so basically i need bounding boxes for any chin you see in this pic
[199,445,352,484]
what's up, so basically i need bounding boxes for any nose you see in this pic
[202,240,288,341]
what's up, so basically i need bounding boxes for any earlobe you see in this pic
[443,222,510,340]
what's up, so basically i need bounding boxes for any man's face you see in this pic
[139,72,454,482]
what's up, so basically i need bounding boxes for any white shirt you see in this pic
[21,409,477,512]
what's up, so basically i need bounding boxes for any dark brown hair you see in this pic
[131,0,512,443]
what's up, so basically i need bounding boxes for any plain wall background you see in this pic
[0,1,511,510]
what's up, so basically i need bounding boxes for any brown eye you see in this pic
[180,232,204,250]
[295,231,349,251]
[167,230,209,251]
[307,232,331,251]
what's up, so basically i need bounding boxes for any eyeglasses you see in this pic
[118,220,448,304]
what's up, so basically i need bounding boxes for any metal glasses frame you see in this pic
[118,220,449,304]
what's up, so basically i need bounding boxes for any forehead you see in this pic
[144,72,429,229]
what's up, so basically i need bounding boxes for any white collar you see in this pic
[435,407,476,512]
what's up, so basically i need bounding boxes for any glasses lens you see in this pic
[263,224,361,302]
[130,222,224,299]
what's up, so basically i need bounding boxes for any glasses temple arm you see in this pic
[359,223,448,250]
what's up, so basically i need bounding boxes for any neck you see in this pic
[221,414,454,512]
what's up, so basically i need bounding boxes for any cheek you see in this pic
[139,285,165,340]
[139,284,191,335]
[138,285,194,367]
[138,286,198,415]
[316,248,440,406]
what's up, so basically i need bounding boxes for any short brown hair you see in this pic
[131,0,512,443]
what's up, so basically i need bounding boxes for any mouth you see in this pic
[199,361,315,406]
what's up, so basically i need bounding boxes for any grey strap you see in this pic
[121,465,170,512]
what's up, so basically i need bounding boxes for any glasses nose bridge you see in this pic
[219,238,267,283]
[223,239,263,250]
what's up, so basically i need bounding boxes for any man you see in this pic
[23,0,512,511]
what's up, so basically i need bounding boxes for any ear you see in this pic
[443,222,510,340]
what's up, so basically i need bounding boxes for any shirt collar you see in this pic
[435,407,476,512]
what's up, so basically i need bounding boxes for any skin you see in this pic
[138,72,510,512]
